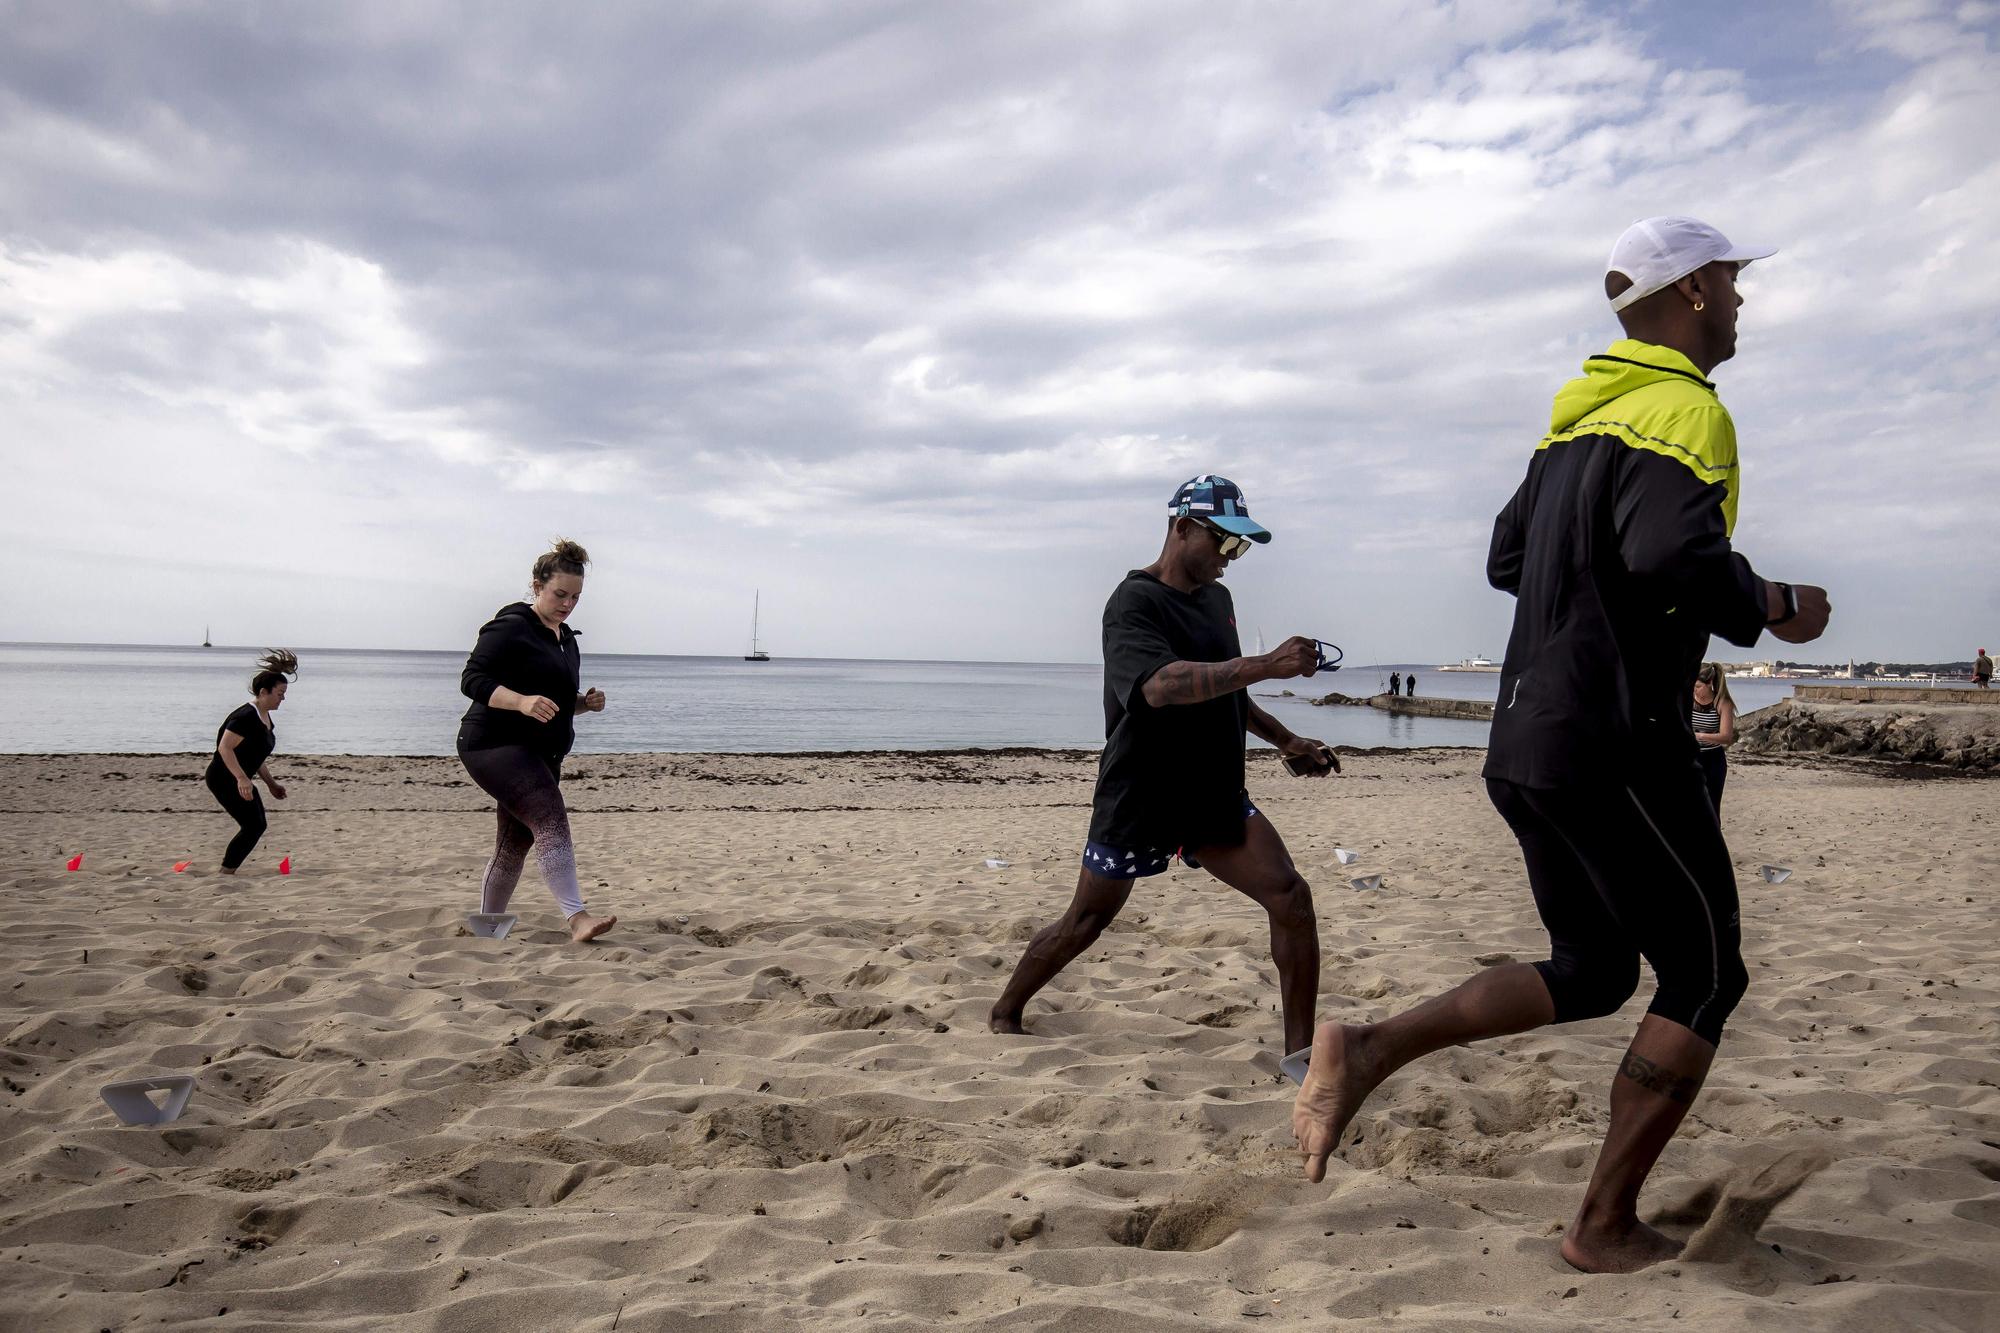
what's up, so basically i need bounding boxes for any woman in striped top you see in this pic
[1691,662,1736,813]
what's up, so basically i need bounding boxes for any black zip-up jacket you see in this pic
[1484,340,1770,788]
[457,602,582,759]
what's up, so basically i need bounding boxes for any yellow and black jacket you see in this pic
[1484,339,1769,787]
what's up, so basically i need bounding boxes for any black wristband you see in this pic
[1767,581,1798,625]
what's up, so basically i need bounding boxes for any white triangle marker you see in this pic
[983,858,1011,869]
[1759,865,1792,885]
[1279,1047,1311,1086]
[1333,849,1360,866]
[467,912,518,939]
[100,1075,196,1126]
[1350,874,1383,891]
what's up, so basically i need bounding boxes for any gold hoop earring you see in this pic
[1692,300,1705,312]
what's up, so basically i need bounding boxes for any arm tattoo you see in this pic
[1147,657,1260,707]
[1618,1051,1700,1103]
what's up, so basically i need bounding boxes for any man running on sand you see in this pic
[1292,217,1832,1273]
[991,475,1340,1056]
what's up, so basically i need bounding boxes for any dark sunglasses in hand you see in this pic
[1313,640,1343,672]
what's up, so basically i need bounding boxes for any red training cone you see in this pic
[66,853,83,871]
[173,861,192,873]
[278,856,291,875]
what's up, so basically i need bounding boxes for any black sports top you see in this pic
[458,602,582,759]
[1089,570,1250,850]
[208,703,275,779]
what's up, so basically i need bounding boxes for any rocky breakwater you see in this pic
[1312,691,1496,721]
[1738,696,2000,773]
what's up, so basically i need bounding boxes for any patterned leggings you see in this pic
[457,744,584,918]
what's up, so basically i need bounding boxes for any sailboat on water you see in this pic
[743,591,771,661]
[202,625,212,648]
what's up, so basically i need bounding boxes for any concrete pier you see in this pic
[1313,691,1496,721]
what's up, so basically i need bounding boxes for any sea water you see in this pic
[0,642,1806,756]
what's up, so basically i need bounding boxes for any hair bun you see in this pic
[531,538,591,586]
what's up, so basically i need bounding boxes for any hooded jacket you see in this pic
[458,602,582,759]
[1484,339,1770,787]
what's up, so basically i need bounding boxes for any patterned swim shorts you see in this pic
[1081,795,1261,880]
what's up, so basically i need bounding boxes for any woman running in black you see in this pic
[1690,662,1736,813]
[457,538,615,943]
[206,649,297,873]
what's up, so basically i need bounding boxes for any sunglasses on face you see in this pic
[1196,521,1256,559]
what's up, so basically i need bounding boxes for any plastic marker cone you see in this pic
[172,861,192,873]
[278,856,291,875]
[1333,849,1360,866]
[1759,864,1792,885]
[1279,1047,1312,1086]
[1350,874,1383,891]
[467,912,518,940]
[66,853,83,871]
[100,1075,197,1126]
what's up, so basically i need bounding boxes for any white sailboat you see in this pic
[743,591,770,661]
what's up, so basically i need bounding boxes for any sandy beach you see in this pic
[2,748,1996,1330]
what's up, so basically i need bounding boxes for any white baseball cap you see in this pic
[1606,216,1776,312]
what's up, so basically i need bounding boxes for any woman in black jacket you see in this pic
[457,538,615,942]
[207,649,297,873]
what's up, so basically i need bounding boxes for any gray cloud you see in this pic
[3,0,1996,662]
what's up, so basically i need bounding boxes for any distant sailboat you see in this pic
[743,591,770,661]
[1255,627,1266,655]
[202,625,212,648]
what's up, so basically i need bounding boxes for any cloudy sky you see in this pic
[4,0,1995,664]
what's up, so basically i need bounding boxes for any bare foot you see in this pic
[988,1008,1028,1035]
[568,911,617,943]
[1291,1021,1386,1183]
[1561,1217,1681,1273]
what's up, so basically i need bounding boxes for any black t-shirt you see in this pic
[457,602,582,758]
[1088,570,1250,850]
[208,703,274,779]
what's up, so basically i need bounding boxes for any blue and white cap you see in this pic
[1169,475,1272,543]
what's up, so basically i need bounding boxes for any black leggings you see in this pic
[1697,747,1727,813]
[1487,767,1746,1047]
[457,743,583,918]
[206,768,267,870]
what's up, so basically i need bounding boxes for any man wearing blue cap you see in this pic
[990,475,1339,1057]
